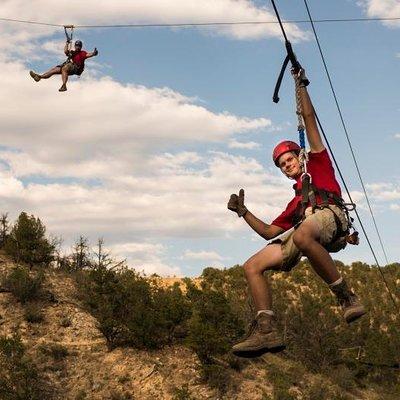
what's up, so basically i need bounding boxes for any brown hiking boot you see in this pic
[232,313,285,358]
[330,280,366,323]
[29,71,41,82]
[59,84,67,92]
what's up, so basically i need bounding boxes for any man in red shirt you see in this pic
[228,70,365,358]
[29,40,98,92]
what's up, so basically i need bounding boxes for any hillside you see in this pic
[0,251,399,399]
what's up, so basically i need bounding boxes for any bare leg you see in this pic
[292,219,340,284]
[57,66,71,91]
[243,244,283,311]
[40,66,62,79]
[61,66,69,86]
[232,243,286,356]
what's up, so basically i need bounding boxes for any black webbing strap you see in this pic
[301,174,311,207]
[273,54,290,104]
[272,42,310,104]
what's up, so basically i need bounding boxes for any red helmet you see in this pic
[272,141,301,166]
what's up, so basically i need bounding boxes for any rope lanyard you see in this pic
[294,72,308,174]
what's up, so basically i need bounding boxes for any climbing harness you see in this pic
[269,0,357,243]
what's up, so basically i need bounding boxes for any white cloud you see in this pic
[228,140,261,149]
[182,250,225,261]
[366,183,400,201]
[394,133,400,139]
[0,2,309,276]
[0,59,270,180]
[0,1,308,42]
[0,46,281,276]
[389,204,400,211]
[357,0,400,27]
[0,150,290,242]
[107,242,180,276]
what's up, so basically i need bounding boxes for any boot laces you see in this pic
[244,319,258,339]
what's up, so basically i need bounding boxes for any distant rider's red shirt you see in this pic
[71,50,88,67]
[271,149,342,231]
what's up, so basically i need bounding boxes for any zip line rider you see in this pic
[29,39,98,92]
[228,69,365,358]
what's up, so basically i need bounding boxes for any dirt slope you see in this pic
[0,255,386,400]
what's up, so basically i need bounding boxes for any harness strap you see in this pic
[294,183,356,238]
[273,55,290,104]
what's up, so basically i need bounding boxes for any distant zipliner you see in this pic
[29,26,98,92]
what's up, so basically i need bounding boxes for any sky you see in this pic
[0,0,398,276]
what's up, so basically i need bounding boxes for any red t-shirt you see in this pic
[271,149,341,231]
[71,50,88,67]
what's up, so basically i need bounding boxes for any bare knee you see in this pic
[293,229,315,252]
[243,259,260,278]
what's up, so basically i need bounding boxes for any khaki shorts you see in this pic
[272,205,348,272]
[58,61,82,76]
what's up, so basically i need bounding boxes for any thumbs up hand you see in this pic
[227,189,248,217]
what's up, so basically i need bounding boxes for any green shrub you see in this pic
[60,315,72,328]
[266,363,297,400]
[329,365,355,391]
[185,280,244,394]
[2,265,44,303]
[185,282,244,362]
[0,334,51,399]
[4,212,55,266]
[303,376,352,400]
[75,390,87,400]
[38,343,68,361]
[24,303,44,323]
[76,267,191,349]
[199,363,232,394]
[172,384,194,400]
[109,391,133,400]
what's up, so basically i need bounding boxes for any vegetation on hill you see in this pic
[0,211,399,399]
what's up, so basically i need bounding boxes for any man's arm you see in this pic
[86,48,98,59]
[243,211,284,240]
[297,71,325,153]
[227,189,284,240]
[64,42,70,56]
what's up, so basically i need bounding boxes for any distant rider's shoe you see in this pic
[29,71,41,82]
[330,280,366,323]
[59,84,67,92]
[232,312,285,358]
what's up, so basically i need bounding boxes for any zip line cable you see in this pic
[315,115,399,311]
[1,15,400,29]
[268,0,399,311]
[302,0,393,271]
[300,0,399,310]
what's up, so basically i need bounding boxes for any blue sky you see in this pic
[0,0,398,276]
